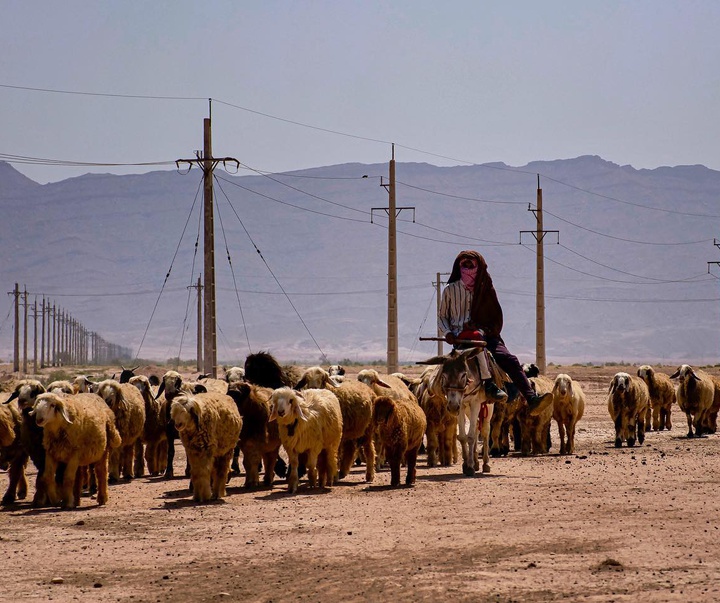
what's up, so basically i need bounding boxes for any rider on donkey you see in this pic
[437,250,553,415]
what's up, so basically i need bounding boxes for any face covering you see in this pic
[460,265,477,289]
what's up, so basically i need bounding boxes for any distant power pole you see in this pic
[520,176,558,374]
[372,145,415,373]
[22,287,28,374]
[11,283,19,372]
[434,272,451,356]
[707,239,720,361]
[177,111,238,377]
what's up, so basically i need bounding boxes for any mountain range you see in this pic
[2,155,719,367]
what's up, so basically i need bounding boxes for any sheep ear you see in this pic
[636,368,642,377]
[294,376,307,391]
[193,384,208,394]
[375,379,393,389]
[608,379,616,394]
[292,394,307,422]
[669,368,680,379]
[58,402,73,424]
[268,401,278,422]
[155,381,166,399]
[4,390,18,404]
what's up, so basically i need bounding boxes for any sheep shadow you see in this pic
[254,485,336,501]
[158,497,231,510]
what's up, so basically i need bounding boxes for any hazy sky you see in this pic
[3,1,720,184]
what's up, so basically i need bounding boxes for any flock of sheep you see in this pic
[0,350,716,509]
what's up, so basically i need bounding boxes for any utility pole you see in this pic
[22,287,28,375]
[707,239,720,361]
[434,272,451,356]
[519,176,558,374]
[32,296,38,374]
[11,283,19,373]
[372,145,415,374]
[177,110,239,378]
[190,276,203,373]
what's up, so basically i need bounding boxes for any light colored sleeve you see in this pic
[438,285,455,336]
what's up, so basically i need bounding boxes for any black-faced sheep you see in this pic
[637,365,676,431]
[226,382,281,488]
[670,365,715,438]
[129,375,168,476]
[372,395,427,487]
[244,351,300,389]
[95,379,146,481]
[608,372,650,447]
[552,373,585,455]
[295,367,376,482]
[31,392,121,508]
[4,379,54,506]
[269,387,343,494]
[0,394,29,505]
[170,392,243,503]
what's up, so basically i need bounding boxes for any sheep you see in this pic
[226,382,281,488]
[244,351,300,389]
[552,373,585,455]
[356,369,416,402]
[637,365,676,431]
[4,379,56,506]
[670,365,716,438]
[31,392,121,508]
[118,365,140,383]
[295,367,376,482]
[520,375,555,455]
[608,372,650,447]
[156,370,208,478]
[372,395,426,487]
[128,375,168,476]
[269,387,343,494]
[197,374,229,394]
[94,379,146,481]
[224,366,246,386]
[170,391,243,502]
[328,364,345,383]
[46,380,75,394]
[0,394,29,505]
[72,375,95,394]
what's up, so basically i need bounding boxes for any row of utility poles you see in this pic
[7,283,131,374]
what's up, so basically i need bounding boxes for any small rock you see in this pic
[51,577,64,584]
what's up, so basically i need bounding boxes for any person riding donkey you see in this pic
[438,250,553,415]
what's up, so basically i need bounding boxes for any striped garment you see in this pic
[438,280,474,337]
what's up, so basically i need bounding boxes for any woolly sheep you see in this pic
[129,375,168,476]
[269,387,343,494]
[328,364,345,383]
[72,375,95,394]
[372,395,426,487]
[552,374,585,455]
[670,365,716,438]
[637,365,676,431]
[226,382,281,488]
[46,380,75,394]
[521,375,555,455]
[0,394,28,505]
[95,379,146,481]
[608,372,650,447]
[170,392,243,502]
[356,369,416,402]
[295,367,376,482]
[31,392,121,508]
[4,379,53,505]
[224,366,246,386]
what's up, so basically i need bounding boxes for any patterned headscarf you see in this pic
[447,250,504,337]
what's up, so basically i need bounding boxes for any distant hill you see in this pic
[2,155,719,366]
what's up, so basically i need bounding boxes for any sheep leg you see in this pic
[652,405,661,431]
[558,421,568,455]
[405,448,419,486]
[212,451,232,500]
[231,442,242,476]
[95,451,110,505]
[637,413,646,445]
[122,444,135,479]
[287,451,300,494]
[614,414,624,447]
[338,439,357,480]
[425,427,439,467]
[362,430,376,483]
[627,417,637,447]
[42,456,61,506]
[108,448,121,482]
[157,439,168,474]
[664,407,672,431]
[60,460,80,509]
[262,449,279,487]
[188,451,212,503]
[686,412,695,438]
[389,456,401,487]
[243,449,261,488]
[305,450,319,488]
[567,419,577,455]
[2,454,28,505]
[134,440,145,478]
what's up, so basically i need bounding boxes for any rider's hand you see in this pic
[444,332,456,345]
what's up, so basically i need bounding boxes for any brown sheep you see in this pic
[170,392,243,503]
[552,374,585,455]
[31,392,121,508]
[95,379,146,481]
[670,365,716,438]
[0,394,29,505]
[519,375,555,456]
[269,387,343,494]
[608,372,650,447]
[636,365,676,431]
[129,375,168,476]
[226,382,281,488]
[372,395,426,487]
[295,367,376,482]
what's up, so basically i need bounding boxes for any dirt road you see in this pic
[2,365,720,602]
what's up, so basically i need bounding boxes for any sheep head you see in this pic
[31,392,73,427]
[269,387,307,424]
[4,379,46,413]
[72,375,94,394]
[95,380,122,409]
[170,395,200,434]
[553,374,574,401]
[47,380,74,394]
[670,364,697,382]
[609,372,631,395]
[357,369,392,389]
[295,366,337,390]
[157,370,183,400]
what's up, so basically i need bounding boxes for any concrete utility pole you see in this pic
[22,287,28,374]
[520,176,558,374]
[176,110,239,378]
[11,283,19,372]
[707,239,720,361]
[434,272,451,356]
[32,296,38,373]
[373,145,415,374]
[193,276,203,373]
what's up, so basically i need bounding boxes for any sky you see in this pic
[3,1,720,185]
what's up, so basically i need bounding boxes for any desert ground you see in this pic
[2,363,720,603]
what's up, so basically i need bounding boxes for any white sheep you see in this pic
[670,365,716,438]
[295,367,376,482]
[269,387,343,494]
[224,366,246,386]
[328,364,346,383]
[170,392,243,502]
[31,392,122,508]
[637,365,676,431]
[356,369,416,402]
[552,373,585,455]
[94,379,146,480]
[46,380,75,394]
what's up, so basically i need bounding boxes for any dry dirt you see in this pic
[2,364,720,603]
